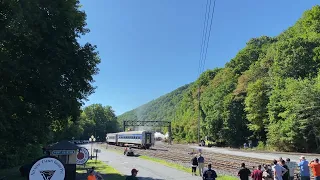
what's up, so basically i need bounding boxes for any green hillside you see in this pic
[119,5,320,153]
[117,83,191,130]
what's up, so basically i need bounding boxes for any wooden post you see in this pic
[95,150,97,163]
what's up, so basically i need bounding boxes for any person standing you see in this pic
[191,155,199,176]
[87,170,97,180]
[281,160,289,180]
[203,164,217,180]
[262,165,273,180]
[272,159,288,180]
[278,157,283,164]
[286,158,296,180]
[125,169,139,180]
[124,147,128,155]
[298,156,310,180]
[90,167,103,180]
[238,163,251,180]
[252,165,263,180]
[198,154,205,176]
[308,158,320,180]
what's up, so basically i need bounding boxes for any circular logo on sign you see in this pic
[29,157,65,180]
[76,147,89,165]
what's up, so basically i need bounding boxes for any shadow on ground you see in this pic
[149,148,168,152]
[76,172,164,180]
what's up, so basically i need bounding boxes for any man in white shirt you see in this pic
[272,160,288,180]
[286,158,297,180]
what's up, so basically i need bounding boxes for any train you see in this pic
[106,130,155,149]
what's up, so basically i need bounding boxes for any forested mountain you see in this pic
[117,84,191,130]
[119,5,320,153]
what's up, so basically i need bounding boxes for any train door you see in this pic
[145,132,152,145]
[115,134,118,145]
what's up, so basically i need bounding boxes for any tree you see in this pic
[245,79,270,141]
[0,0,100,168]
[82,104,118,141]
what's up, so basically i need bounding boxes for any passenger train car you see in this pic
[105,133,118,145]
[106,131,155,149]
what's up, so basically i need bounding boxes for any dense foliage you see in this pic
[0,0,118,168]
[117,84,191,131]
[119,6,320,153]
[50,104,119,143]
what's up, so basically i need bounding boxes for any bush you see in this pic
[256,141,265,150]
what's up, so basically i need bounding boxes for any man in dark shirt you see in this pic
[203,164,217,180]
[238,163,251,180]
[252,165,263,180]
[191,155,198,175]
[281,160,289,180]
[126,169,138,180]
[198,154,205,176]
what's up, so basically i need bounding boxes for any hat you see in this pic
[131,168,138,173]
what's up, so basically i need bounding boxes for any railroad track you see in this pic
[101,143,312,178]
[101,143,271,176]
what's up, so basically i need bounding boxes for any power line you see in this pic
[201,0,216,73]
[198,0,212,75]
[197,0,217,144]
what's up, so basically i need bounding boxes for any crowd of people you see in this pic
[237,156,320,180]
[189,151,320,180]
[190,153,218,180]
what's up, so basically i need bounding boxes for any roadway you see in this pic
[81,143,205,180]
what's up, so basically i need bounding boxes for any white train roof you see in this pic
[117,131,144,134]
[117,130,155,134]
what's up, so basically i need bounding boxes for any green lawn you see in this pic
[139,156,237,180]
[0,166,25,180]
[0,160,125,180]
[76,160,125,180]
[101,145,237,180]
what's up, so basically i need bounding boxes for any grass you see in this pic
[139,155,237,180]
[76,160,125,180]
[0,166,25,180]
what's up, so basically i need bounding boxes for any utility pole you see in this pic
[198,85,201,144]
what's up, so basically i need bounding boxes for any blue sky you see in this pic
[78,0,319,115]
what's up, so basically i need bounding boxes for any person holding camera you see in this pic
[298,156,310,180]
[309,158,320,180]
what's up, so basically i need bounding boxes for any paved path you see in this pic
[81,144,204,180]
[189,145,319,163]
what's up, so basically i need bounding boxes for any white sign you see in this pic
[29,157,65,180]
[77,147,89,165]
